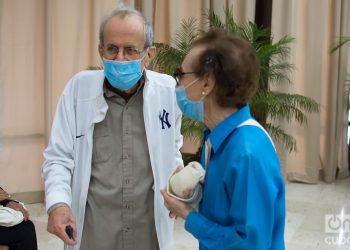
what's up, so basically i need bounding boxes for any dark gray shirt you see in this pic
[80,80,159,250]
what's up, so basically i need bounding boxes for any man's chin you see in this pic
[123,85,138,94]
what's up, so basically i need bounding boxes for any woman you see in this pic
[0,187,38,250]
[161,29,285,249]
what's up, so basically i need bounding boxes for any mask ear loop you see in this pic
[140,48,149,72]
[184,78,199,89]
[141,48,149,60]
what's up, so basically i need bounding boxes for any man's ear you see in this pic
[144,46,156,67]
[98,44,104,59]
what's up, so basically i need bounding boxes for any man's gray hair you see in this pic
[99,4,153,48]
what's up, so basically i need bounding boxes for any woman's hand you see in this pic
[0,188,10,201]
[160,188,193,220]
[174,166,184,173]
[7,201,30,221]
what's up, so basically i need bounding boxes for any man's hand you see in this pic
[47,206,77,246]
[7,201,30,221]
[0,188,10,201]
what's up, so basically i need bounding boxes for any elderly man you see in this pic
[42,5,183,250]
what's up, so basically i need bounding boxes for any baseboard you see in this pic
[9,190,44,204]
[337,170,350,179]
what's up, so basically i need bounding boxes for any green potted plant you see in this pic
[153,7,319,162]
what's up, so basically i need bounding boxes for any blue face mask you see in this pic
[103,54,146,91]
[175,79,204,122]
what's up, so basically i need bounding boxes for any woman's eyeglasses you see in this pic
[173,68,198,84]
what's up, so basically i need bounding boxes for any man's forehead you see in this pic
[106,14,144,31]
[103,14,145,44]
[104,15,144,35]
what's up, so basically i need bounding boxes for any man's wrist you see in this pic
[48,202,69,215]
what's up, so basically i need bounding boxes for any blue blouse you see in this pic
[185,105,285,250]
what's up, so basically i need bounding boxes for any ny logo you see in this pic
[159,109,171,129]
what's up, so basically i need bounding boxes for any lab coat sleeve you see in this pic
[41,81,76,213]
[185,154,284,250]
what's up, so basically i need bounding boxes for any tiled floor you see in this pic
[26,177,350,249]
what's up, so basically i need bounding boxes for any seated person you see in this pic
[0,187,38,250]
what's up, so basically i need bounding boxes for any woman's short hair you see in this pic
[191,29,260,108]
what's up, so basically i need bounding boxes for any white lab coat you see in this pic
[42,69,184,250]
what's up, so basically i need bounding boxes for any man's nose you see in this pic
[116,49,126,61]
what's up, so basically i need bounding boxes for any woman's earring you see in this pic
[202,91,205,96]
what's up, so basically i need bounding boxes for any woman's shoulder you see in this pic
[224,126,278,164]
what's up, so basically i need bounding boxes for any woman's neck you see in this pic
[204,98,237,131]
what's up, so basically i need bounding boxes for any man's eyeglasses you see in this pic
[173,67,198,84]
[103,44,146,59]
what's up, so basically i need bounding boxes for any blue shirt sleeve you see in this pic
[185,153,285,250]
